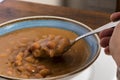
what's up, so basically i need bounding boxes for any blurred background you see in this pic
[22,0,116,13]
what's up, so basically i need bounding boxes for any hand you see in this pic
[99,27,114,55]
[99,12,120,66]
[109,12,120,66]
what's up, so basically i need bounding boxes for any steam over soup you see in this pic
[0,27,90,79]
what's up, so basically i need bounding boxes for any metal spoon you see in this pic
[64,20,120,52]
[75,20,120,41]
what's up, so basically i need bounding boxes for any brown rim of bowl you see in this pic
[0,16,101,80]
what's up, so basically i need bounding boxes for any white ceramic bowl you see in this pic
[0,16,100,80]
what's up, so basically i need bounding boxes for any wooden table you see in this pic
[0,0,111,29]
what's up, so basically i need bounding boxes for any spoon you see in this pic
[75,20,120,41]
[64,20,120,52]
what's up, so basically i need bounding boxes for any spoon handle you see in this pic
[75,20,120,41]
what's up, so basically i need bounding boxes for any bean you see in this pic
[25,56,35,63]
[49,50,55,57]
[39,69,50,77]
[33,49,41,57]
[17,66,25,72]
[47,41,56,49]
[37,65,46,70]
[16,52,23,61]
[15,60,22,66]
[15,52,24,66]
[26,65,37,73]
[35,73,43,78]
[31,42,40,50]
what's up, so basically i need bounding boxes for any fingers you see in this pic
[99,28,114,39]
[99,28,114,55]
[110,12,120,21]
[100,12,120,55]
[104,46,110,55]
[100,37,110,47]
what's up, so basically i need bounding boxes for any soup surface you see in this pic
[0,27,90,79]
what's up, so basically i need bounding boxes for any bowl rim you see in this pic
[0,16,101,80]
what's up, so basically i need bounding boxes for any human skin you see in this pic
[99,12,120,67]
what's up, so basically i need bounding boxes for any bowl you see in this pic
[0,16,100,80]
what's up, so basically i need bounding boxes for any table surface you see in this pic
[0,0,111,29]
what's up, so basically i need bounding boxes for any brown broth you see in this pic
[0,27,90,78]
